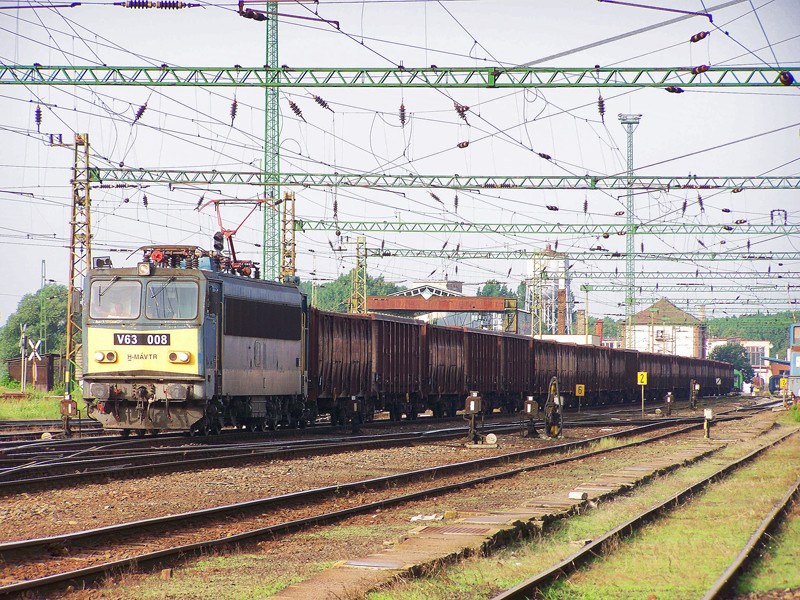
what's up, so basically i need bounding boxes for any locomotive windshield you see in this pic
[89,279,142,319]
[145,279,198,320]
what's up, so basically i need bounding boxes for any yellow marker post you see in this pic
[637,371,648,418]
[576,384,585,413]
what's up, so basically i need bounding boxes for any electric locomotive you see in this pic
[82,245,310,435]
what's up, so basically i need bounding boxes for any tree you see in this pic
[708,342,754,381]
[0,284,69,368]
[300,273,406,312]
[477,280,514,297]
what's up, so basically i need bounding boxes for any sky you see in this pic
[1,0,799,328]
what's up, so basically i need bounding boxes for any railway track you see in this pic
[0,419,714,598]
[0,413,690,494]
[490,428,800,600]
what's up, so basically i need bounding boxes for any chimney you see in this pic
[576,310,586,335]
[557,289,566,334]
[595,319,604,343]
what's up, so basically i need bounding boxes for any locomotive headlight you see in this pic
[94,350,118,363]
[168,351,191,364]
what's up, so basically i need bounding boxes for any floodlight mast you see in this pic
[619,113,642,350]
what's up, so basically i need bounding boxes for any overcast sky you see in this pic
[1,0,798,328]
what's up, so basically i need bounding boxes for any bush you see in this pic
[789,404,800,423]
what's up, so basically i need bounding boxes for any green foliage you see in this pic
[709,342,755,381]
[477,280,515,297]
[589,317,621,339]
[301,273,406,312]
[789,404,800,423]
[0,284,69,362]
[706,311,795,359]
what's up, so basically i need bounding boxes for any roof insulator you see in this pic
[690,31,709,43]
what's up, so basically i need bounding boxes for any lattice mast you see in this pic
[279,191,296,281]
[65,134,91,398]
[263,1,280,281]
[619,113,641,349]
[350,236,367,313]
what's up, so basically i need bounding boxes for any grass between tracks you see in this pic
[0,386,63,420]
[367,424,800,600]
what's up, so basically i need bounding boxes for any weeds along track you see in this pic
[491,427,800,600]
[0,419,712,598]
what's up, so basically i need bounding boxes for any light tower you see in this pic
[263,1,280,281]
[618,113,641,350]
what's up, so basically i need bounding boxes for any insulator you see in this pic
[430,192,442,203]
[735,219,747,224]
[123,198,129,203]
[230,99,238,126]
[132,102,147,125]
[454,194,459,211]
[333,199,338,218]
[597,94,605,122]
[640,242,644,252]
[121,1,194,8]
[617,231,625,236]
[682,199,687,215]
[720,240,726,244]
[454,102,469,120]
[665,86,684,93]
[698,239,706,248]
[747,239,751,251]
[335,229,341,237]
[288,100,305,122]
[34,105,43,132]
[732,188,743,193]
[457,141,469,149]
[554,240,558,251]
[722,207,730,213]
[546,205,558,211]
[723,225,734,231]
[313,95,334,112]
[690,31,709,43]
[583,199,587,214]
[602,233,610,239]
[455,243,459,253]
[615,211,624,216]
[442,241,448,250]
[241,8,266,20]
[691,65,710,75]
[142,194,148,207]
[538,152,552,160]
[779,71,794,86]
[399,103,406,127]
[697,194,704,212]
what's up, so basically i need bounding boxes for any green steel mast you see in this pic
[264,2,279,281]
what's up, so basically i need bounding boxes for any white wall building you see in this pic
[623,299,706,357]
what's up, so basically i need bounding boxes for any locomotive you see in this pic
[81,245,735,435]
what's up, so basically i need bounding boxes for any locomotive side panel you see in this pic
[220,279,306,398]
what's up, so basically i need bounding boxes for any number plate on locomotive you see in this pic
[114,333,171,346]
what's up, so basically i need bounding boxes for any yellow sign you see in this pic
[637,371,648,385]
[780,378,788,389]
[576,384,585,397]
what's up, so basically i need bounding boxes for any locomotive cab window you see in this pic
[89,279,142,320]
[145,279,199,320]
